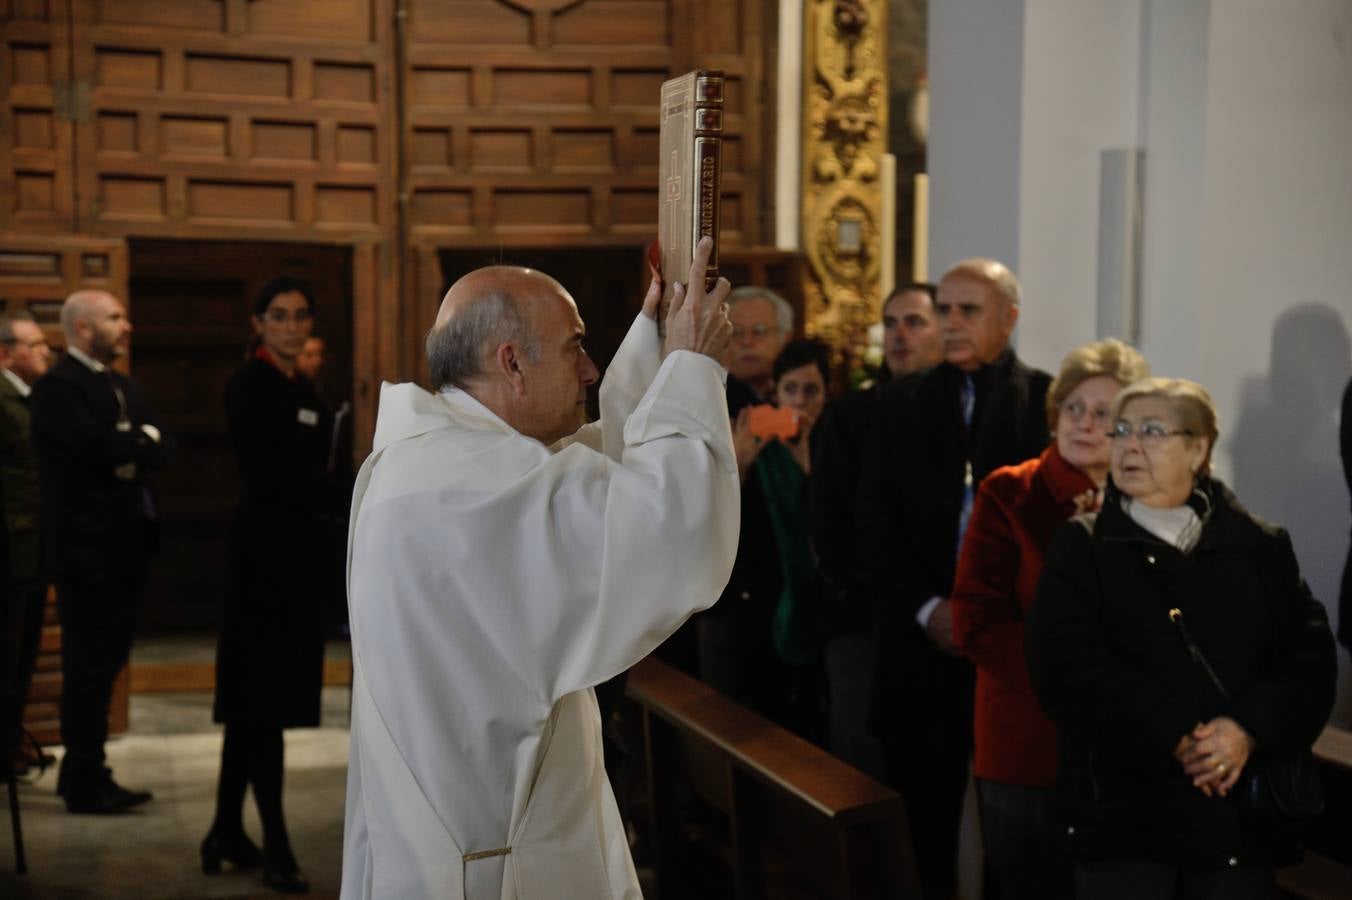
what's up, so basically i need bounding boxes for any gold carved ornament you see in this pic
[801,0,887,375]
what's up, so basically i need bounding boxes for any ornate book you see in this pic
[658,70,724,298]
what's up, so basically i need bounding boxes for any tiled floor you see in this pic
[0,688,351,899]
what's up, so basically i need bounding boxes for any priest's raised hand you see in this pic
[663,235,733,361]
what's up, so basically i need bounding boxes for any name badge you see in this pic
[297,408,319,427]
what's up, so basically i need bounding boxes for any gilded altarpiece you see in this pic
[801,0,887,364]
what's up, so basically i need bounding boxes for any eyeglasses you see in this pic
[1060,401,1113,426]
[1108,421,1194,444]
[732,324,775,340]
[263,308,312,325]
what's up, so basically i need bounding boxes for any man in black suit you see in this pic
[0,312,53,775]
[809,283,941,777]
[30,290,171,813]
[857,259,1050,899]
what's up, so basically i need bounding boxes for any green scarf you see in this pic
[755,440,821,665]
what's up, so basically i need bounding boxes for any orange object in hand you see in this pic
[748,404,798,441]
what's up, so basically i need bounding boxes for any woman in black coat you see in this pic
[202,276,331,893]
[1027,377,1336,900]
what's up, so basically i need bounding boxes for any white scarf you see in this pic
[1123,496,1203,553]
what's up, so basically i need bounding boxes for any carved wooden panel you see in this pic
[67,0,396,241]
[0,0,76,232]
[0,231,127,349]
[402,0,764,247]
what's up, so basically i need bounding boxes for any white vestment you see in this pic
[341,315,739,899]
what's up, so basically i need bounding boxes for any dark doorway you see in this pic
[129,239,354,633]
[437,246,648,413]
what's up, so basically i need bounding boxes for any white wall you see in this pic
[1198,0,1352,723]
[930,0,1352,721]
[1016,0,1143,370]
[928,0,1025,270]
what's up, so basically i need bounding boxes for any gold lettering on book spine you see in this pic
[801,0,887,363]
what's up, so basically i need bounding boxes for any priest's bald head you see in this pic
[426,266,599,445]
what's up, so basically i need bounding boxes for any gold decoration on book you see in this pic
[801,0,887,364]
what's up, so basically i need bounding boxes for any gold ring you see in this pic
[1216,763,1227,775]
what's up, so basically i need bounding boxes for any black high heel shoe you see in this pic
[201,829,263,874]
[262,855,310,894]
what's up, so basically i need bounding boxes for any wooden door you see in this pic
[0,232,130,742]
[128,239,354,633]
[0,0,77,233]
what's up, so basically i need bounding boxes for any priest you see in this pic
[342,238,737,899]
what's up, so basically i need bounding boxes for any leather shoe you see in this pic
[262,857,310,893]
[64,780,153,814]
[201,829,263,874]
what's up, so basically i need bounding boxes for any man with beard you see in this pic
[31,290,172,813]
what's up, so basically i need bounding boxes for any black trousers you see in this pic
[56,566,144,793]
[977,780,1073,900]
[883,733,971,900]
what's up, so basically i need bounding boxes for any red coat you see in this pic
[951,445,1095,787]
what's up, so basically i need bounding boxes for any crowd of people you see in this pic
[0,247,1341,900]
[0,280,343,894]
[659,257,1340,900]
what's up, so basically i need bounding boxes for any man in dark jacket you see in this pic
[810,283,940,776]
[31,290,171,813]
[0,312,52,774]
[857,259,1051,898]
[812,282,941,618]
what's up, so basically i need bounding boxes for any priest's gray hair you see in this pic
[426,289,542,390]
[726,286,793,334]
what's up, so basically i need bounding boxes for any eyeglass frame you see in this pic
[1107,420,1195,444]
[731,323,777,340]
[1058,400,1114,426]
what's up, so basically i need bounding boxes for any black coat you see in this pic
[856,350,1050,742]
[809,382,878,632]
[1026,479,1337,867]
[30,354,171,583]
[213,357,331,727]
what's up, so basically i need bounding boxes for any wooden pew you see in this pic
[625,656,920,899]
[1276,724,1352,900]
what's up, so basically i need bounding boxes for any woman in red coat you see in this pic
[951,338,1148,899]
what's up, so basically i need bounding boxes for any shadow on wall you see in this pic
[1230,303,1352,726]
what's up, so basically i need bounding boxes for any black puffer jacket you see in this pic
[1026,477,1336,868]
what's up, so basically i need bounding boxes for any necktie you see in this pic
[956,374,975,557]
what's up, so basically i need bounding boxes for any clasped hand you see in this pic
[1173,716,1255,798]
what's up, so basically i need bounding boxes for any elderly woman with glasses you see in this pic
[1026,377,1336,900]
[950,338,1147,899]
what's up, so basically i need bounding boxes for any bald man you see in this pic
[857,260,1050,898]
[343,240,738,899]
[29,290,171,813]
